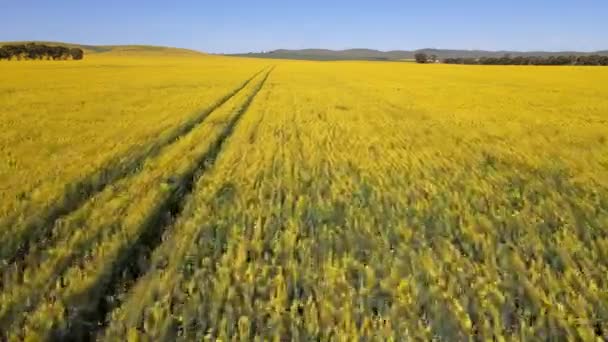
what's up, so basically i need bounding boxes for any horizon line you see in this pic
[1,40,606,54]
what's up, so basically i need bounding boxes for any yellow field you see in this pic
[1,54,607,340]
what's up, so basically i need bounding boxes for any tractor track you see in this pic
[56,67,274,341]
[0,68,266,271]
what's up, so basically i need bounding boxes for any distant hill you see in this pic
[229,48,608,61]
[0,41,204,56]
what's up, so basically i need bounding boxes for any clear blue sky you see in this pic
[1,0,607,53]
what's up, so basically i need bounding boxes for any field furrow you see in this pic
[0,67,273,340]
[101,68,282,341]
[68,67,273,340]
[0,68,266,291]
[0,67,265,268]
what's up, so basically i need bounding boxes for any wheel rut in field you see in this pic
[58,67,274,341]
[0,68,267,270]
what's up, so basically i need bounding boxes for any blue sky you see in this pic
[1,1,607,53]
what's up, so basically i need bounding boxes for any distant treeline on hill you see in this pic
[442,54,608,66]
[0,43,84,60]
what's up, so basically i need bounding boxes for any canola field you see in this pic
[1,54,607,340]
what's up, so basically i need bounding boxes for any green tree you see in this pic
[414,53,428,63]
[70,48,84,60]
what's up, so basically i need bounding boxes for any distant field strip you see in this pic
[0,67,266,268]
[0,68,272,340]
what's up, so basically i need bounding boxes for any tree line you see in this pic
[414,53,608,65]
[0,43,84,60]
